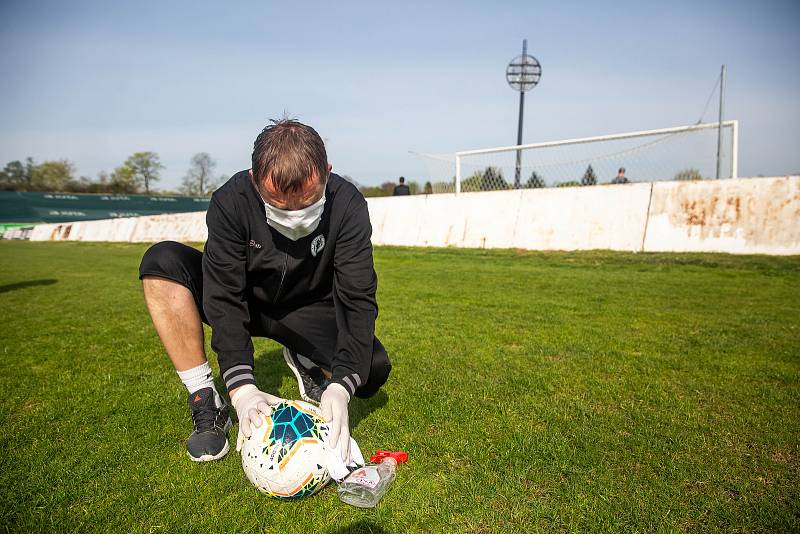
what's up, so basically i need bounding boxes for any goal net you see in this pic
[414,121,738,193]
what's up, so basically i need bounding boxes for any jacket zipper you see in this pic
[273,246,289,304]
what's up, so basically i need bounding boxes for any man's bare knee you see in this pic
[142,275,191,300]
[142,276,200,328]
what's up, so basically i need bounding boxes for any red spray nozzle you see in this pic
[370,450,409,464]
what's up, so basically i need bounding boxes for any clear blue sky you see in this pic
[1,0,798,189]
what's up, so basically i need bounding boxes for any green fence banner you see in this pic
[0,191,210,224]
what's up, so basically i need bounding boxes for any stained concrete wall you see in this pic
[129,212,207,243]
[27,176,800,256]
[367,176,798,255]
[643,176,799,255]
[29,212,208,243]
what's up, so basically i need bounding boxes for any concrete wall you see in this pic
[367,183,654,252]
[129,212,207,243]
[29,212,208,243]
[643,176,799,255]
[27,176,800,256]
[368,176,798,255]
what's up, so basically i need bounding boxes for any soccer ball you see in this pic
[240,400,332,499]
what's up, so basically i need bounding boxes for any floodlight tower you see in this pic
[506,39,541,188]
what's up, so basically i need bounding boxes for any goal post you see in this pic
[417,121,739,194]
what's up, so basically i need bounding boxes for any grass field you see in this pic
[0,241,798,533]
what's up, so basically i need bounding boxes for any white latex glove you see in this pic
[320,383,351,461]
[231,384,284,452]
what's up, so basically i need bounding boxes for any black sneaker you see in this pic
[283,347,330,404]
[186,387,232,462]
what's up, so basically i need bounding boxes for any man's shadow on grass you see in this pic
[0,279,57,294]
[220,348,387,430]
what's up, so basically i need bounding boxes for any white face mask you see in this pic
[264,194,325,241]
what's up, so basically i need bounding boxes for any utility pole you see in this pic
[715,64,726,180]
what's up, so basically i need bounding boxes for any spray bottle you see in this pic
[337,450,408,508]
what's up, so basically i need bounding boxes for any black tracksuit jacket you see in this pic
[202,171,377,395]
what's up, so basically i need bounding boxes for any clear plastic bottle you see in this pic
[337,451,407,508]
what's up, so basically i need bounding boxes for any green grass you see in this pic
[0,241,798,533]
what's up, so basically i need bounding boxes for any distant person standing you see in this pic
[611,167,630,184]
[392,177,410,196]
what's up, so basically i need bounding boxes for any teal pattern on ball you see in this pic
[270,402,321,445]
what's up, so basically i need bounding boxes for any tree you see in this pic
[0,158,37,191]
[24,157,35,189]
[380,181,396,195]
[460,167,508,192]
[180,152,221,196]
[121,152,163,194]
[526,171,545,188]
[110,165,138,194]
[431,181,453,193]
[460,172,482,192]
[30,160,74,191]
[360,185,390,198]
[77,171,116,194]
[481,166,507,191]
[0,161,25,190]
[581,165,597,186]
[63,175,93,193]
[424,181,433,194]
[674,168,703,181]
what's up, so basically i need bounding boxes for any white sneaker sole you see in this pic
[187,418,232,462]
[188,438,230,462]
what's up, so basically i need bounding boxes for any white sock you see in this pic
[177,362,223,408]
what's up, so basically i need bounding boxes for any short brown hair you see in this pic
[252,118,328,194]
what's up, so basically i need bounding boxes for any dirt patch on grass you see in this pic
[769,449,798,466]
[16,400,44,414]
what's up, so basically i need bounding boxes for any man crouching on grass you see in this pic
[138,118,391,463]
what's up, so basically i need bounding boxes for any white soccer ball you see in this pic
[240,400,332,499]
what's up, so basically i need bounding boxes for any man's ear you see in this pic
[327,164,332,173]
[248,169,253,178]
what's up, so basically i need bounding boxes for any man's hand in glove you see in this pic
[321,383,351,461]
[231,384,284,451]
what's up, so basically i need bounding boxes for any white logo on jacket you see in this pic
[311,235,325,257]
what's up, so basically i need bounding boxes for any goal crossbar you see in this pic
[454,120,739,193]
